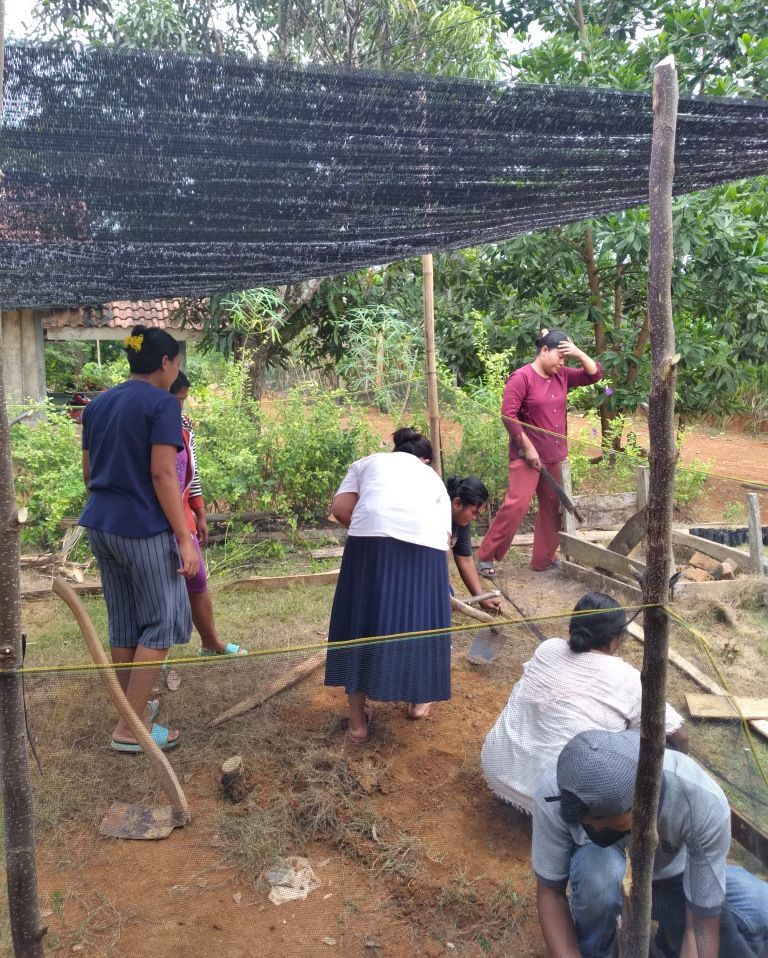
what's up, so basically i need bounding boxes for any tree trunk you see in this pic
[0,7,46,953]
[619,56,679,958]
[247,340,270,402]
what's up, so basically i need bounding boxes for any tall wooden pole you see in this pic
[0,23,47,958]
[422,253,442,476]
[620,55,679,958]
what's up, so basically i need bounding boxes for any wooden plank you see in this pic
[672,580,745,599]
[230,570,340,591]
[207,651,327,727]
[22,580,103,600]
[731,809,768,869]
[561,559,643,604]
[607,507,647,557]
[670,530,754,572]
[685,693,768,721]
[558,533,646,578]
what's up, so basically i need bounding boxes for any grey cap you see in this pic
[556,729,640,820]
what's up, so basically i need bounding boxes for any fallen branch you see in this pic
[207,651,327,727]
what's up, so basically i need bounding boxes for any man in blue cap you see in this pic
[532,729,768,957]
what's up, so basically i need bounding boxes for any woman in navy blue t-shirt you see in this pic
[80,326,200,751]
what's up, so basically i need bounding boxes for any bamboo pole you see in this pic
[0,14,46,955]
[620,55,679,958]
[422,253,442,476]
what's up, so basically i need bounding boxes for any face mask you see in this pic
[583,824,630,848]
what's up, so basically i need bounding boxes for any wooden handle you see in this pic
[52,576,190,822]
[451,595,497,624]
[463,591,501,606]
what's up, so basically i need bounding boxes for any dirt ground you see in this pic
[15,419,768,957]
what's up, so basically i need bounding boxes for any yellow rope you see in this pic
[4,603,662,675]
[664,605,768,791]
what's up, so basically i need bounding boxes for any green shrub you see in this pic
[442,382,509,512]
[259,386,379,519]
[11,405,86,547]
[191,380,378,522]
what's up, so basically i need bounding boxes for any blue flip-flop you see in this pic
[111,723,180,753]
[198,643,247,657]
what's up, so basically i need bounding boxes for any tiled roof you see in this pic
[42,300,200,330]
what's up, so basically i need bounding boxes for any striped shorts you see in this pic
[86,528,192,650]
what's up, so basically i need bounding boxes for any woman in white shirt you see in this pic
[481,591,688,812]
[325,427,452,744]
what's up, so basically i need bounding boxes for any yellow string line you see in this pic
[4,603,662,676]
[437,376,768,490]
[664,605,768,792]
[494,411,768,491]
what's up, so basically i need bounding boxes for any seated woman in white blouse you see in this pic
[481,591,688,813]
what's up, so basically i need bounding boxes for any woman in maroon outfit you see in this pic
[477,329,602,575]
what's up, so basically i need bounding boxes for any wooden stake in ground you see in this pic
[422,253,442,476]
[0,2,46,949]
[620,55,679,958]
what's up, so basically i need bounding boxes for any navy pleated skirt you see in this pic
[324,536,452,702]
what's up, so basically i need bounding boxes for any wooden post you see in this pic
[636,465,649,509]
[746,492,765,575]
[0,13,46,955]
[620,56,679,958]
[422,253,442,476]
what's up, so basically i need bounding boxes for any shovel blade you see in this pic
[99,802,183,840]
[466,628,506,665]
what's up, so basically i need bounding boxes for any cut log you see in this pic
[685,693,768,721]
[207,651,327,727]
[220,755,253,803]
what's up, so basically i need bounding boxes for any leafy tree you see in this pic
[454,0,768,437]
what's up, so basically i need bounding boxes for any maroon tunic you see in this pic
[501,362,603,464]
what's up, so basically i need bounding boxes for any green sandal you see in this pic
[198,643,247,657]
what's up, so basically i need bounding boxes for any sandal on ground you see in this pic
[111,723,181,753]
[532,559,561,572]
[478,561,496,578]
[346,706,374,745]
[198,643,247,657]
[407,702,432,720]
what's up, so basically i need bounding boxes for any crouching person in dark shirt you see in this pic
[447,475,501,613]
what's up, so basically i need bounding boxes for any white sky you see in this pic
[5,0,38,38]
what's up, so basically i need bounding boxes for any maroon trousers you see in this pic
[477,458,563,571]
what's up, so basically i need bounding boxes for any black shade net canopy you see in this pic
[2,42,768,308]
